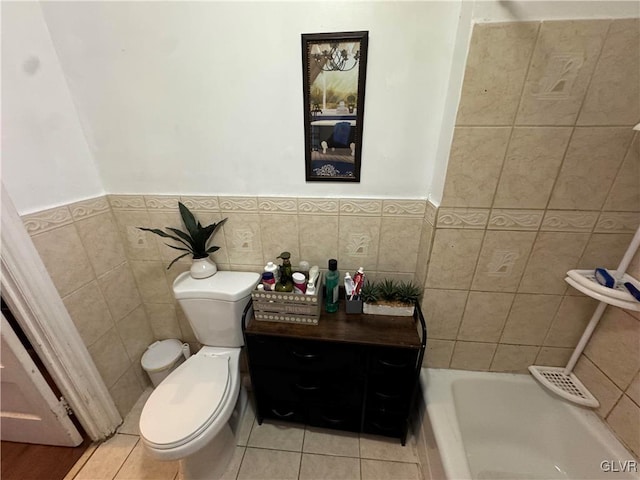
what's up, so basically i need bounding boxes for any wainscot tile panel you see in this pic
[456,22,539,125]
[548,127,633,211]
[493,127,572,208]
[31,224,95,297]
[441,127,511,207]
[515,20,609,126]
[577,18,640,126]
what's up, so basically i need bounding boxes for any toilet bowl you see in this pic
[139,270,260,480]
[140,346,244,479]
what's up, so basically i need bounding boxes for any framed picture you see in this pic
[302,31,368,182]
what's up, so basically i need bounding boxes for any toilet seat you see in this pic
[140,353,231,450]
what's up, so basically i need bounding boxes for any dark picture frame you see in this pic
[302,31,368,182]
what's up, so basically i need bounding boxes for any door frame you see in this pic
[1,185,122,441]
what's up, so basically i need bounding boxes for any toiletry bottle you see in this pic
[325,259,340,313]
[292,272,307,294]
[264,261,279,283]
[275,251,294,292]
[344,272,355,297]
[261,272,276,291]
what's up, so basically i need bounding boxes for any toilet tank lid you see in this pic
[173,271,260,301]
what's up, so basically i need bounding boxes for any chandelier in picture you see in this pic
[310,42,361,72]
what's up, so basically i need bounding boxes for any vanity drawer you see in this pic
[252,367,363,407]
[366,379,412,413]
[246,335,360,373]
[259,399,306,425]
[308,405,361,433]
[369,347,418,375]
[363,409,405,438]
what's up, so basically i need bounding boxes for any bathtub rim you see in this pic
[420,367,638,480]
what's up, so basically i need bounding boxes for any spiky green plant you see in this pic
[138,202,227,269]
[378,279,399,302]
[359,280,379,303]
[396,281,422,305]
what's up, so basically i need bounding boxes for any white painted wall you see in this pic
[39,1,461,200]
[3,1,638,214]
[1,2,105,215]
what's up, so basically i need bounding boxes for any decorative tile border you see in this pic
[339,199,382,216]
[22,205,73,235]
[425,200,438,226]
[437,208,489,229]
[258,197,298,214]
[219,197,259,213]
[108,195,146,210]
[595,212,640,233]
[488,209,543,231]
[69,196,110,221]
[180,196,220,211]
[297,198,339,215]
[382,200,426,217]
[540,210,598,232]
[144,196,180,210]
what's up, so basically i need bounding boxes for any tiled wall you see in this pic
[22,197,152,417]
[421,18,639,455]
[22,194,429,416]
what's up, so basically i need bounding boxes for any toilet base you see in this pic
[180,424,235,480]
[179,386,248,480]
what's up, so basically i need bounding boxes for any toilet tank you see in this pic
[173,271,260,347]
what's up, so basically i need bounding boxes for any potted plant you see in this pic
[138,202,227,279]
[360,279,421,316]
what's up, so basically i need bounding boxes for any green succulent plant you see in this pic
[359,280,380,303]
[360,279,422,306]
[138,202,227,269]
[396,281,422,304]
[378,279,399,302]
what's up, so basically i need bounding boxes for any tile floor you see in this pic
[65,389,424,480]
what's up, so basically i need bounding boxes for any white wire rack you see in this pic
[529,225,640,408]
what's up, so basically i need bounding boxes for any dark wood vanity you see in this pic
[242,299,426,445]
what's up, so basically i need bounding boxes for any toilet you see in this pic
[139,270,260,480]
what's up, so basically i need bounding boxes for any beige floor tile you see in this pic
[114,440,178,480]
[360,434,418,463]
[118,387,153,435]
[247,420,305,451]
[361,459,421,480]
[303,427,360,458]
[237,448,301,480]
[237,400,256,446]
[75,434,138,480]
[65,443,99,480]
[220,446,246,480]
[299,453,360,480]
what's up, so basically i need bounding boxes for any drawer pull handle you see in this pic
[371,420,396,432]
[375,390,401,400]
[271,408,295,418]
[292,351,320,360]
[321,414,345,425]
[295,383,321,392]
[378,359,408,368]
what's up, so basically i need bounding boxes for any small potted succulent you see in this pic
[138,202,227,279]
[360,279,422,316]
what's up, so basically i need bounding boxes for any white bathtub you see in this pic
[419,368,639,480]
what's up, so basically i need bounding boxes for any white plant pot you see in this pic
[190,257,217,279]
[362,302,414,317]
